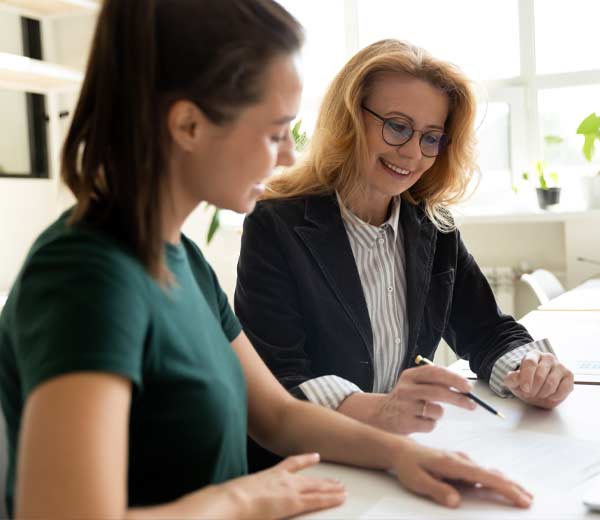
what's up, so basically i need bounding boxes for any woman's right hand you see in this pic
[392,440,533,509]
[177,453,346,520]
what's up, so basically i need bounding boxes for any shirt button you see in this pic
[378,238,385,244]
[395,338,401,344]
[387,286,393,293]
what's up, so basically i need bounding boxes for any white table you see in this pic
[539,278,600,311]
[300,383,600,519]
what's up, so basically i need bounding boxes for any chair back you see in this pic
[520,269,565,305]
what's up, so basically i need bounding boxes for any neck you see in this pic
[162,164,198,245]
[345,189,392,226]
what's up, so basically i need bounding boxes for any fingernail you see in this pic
[447,493,460,507]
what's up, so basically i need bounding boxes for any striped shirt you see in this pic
[298,195,555,408]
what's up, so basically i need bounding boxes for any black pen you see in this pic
[415,355,506,419]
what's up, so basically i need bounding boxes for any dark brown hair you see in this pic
[62,0,303,282]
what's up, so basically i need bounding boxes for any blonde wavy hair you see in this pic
[263,39,479,231]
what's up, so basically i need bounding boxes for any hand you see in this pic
[503,351,574,409]
[371,364,477,434]
[220,453,346,519]
[393,440,533,509]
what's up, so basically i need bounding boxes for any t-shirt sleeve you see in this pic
[209,266,242,342]
[13,235,150,396]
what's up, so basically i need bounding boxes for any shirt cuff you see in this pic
[299,375,363,409]
[489,338,556,397]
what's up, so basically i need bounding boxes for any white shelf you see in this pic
[0,51,82,93]
[0,0,99,18]
[454,207,600,225]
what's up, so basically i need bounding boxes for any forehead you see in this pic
[366,72,449,125]
[259,53,303,116]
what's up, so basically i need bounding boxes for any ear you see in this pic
[166,100,208,152]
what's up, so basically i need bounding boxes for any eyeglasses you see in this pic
[361,105,450,158]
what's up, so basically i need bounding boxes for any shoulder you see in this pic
[249,193,337,229]
[21,212,151,299]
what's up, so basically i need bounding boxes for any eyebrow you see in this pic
[272,115,296,125]
[385,111,445,131]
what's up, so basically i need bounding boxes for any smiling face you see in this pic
[168,53,303,217]
[356,72,449,220]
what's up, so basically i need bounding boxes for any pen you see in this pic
[415,355,505,419]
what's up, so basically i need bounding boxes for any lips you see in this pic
[380,158,411,176]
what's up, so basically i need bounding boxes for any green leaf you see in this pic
[522,172,529,181]
[576,112,600,135]
[539,173,548,190]
[582,133,596,162]
[291,119,308,152]
[206,206,220,244]
[549,171,559,185]
[544,134,563,144]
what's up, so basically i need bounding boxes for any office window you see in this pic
[535,0,600,74]
[357,0,520,81]
[539,85,600,169]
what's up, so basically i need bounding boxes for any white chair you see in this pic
[520,269,565,305]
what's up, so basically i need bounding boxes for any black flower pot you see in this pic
[536,187,561,209]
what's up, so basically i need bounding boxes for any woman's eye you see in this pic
[423,133,442,145]
[270,134,286,143]
[388,121,411,135]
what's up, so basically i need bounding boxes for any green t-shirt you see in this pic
[0,212,247,513]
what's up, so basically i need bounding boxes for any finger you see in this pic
[295,491,347,515]
[406,365,472,393]
[407,384,476,410]
[412,417,438,433]
[297,477,346,494]
[517,351,541,394]
[547,373,574,404]
[276,453,320,473]
[537,364,564,400]
[504,370,520,389]
[416,401,444,421]
[402,468,461,508]
[437,457,532,508]
[528,353,555,397]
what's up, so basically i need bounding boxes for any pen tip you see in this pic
[497,411,506,420]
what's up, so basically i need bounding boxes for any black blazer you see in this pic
[235,194,533,399]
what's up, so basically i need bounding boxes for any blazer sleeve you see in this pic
[234,205,313,399]
[443,230,533,383]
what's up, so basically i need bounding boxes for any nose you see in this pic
[276,127,296,167]
[397,131,423,160]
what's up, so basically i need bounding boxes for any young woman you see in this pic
[0,4,533,518]
[235,40,574,451]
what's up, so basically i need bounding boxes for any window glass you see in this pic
[535,0,600,74]
[357,0,520,81]
[538,85,600,169]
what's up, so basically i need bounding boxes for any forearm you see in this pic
[126,483,242,520]
[267,397,409,471]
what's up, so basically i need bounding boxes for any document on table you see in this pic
[361,420,600,519]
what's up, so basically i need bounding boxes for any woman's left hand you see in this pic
[503,351,574,409]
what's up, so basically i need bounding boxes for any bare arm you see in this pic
[233,332,533,509]
[15,373,344,520]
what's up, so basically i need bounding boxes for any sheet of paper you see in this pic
[361,419,600,519]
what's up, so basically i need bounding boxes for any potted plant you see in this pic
[576,112,600,209]
[522,159,561,210]
[205,119,309,243]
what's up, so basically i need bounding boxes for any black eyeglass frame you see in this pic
[361,104,451,158]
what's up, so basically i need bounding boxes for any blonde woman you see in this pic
[235,40,573,468]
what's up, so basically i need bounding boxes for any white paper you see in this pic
[361,419,600,519]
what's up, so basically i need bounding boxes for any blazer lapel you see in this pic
[294,195,374,361]
[401,201,437,364]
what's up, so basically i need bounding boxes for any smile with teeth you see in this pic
[381,158,411,176]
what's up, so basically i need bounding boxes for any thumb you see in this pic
[504,370,520,388]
